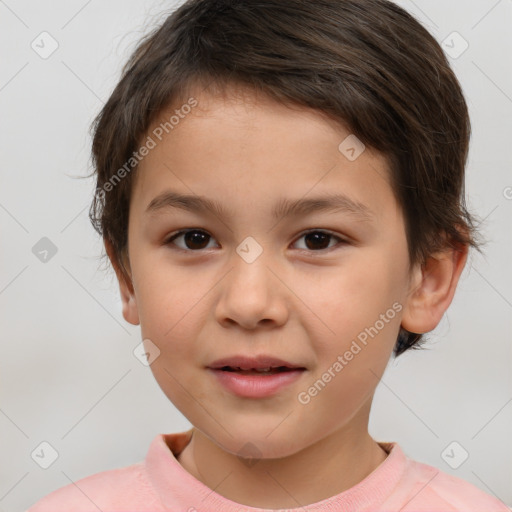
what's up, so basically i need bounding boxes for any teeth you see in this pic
[232,367,273,371]
[230,366,276,372]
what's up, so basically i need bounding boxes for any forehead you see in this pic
[131,85,396,222]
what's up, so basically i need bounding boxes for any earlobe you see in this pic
[401,244,468,335]
[104,237,140,326]
[119,285,140,326]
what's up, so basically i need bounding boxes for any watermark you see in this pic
[96,97,198,201]
[338,134,366,161]
[31,31,59,59]
[503,186,512,200]
[31,441,59,469]
[441,31,469,60]
[133,338,161,366]
[237,441,262,468]
[297,301,402,405]
[32,236,58,263]
[236,236,263,264]
[441,441,469,469]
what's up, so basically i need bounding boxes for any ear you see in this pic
[401,242,468,334]
[104,237,140,326]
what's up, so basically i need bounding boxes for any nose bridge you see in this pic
[230,235,274,300]
[215,235,288,328]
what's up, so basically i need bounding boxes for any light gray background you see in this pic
[1,1,511,511]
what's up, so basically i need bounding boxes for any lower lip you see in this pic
[208,368,305,398]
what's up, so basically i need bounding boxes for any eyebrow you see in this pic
[145,190,374,223]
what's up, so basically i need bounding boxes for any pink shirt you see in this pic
[26,428,510,511]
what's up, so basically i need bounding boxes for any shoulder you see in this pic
[25,462,160,512]
[391,452,510,512]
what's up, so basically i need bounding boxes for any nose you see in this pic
[214,248,289,330]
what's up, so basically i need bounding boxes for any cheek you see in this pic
[134,273,195,347]
[301,252,402,359]
[299,259,385,323]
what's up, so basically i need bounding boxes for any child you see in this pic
[27,0,510,510]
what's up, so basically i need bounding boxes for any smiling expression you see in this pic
[112,84,422,458]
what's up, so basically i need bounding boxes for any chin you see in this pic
[211,423,309,461]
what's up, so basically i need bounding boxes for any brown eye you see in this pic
[293,230,346,252]
[166,229,216,251]
[304,231,331,250]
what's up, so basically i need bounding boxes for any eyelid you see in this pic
[298,228,349,243]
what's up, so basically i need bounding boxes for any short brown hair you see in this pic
[88,0,484,357]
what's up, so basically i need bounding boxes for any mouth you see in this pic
[206,355,307,398]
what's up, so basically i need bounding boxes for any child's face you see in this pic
[117,85,421,457]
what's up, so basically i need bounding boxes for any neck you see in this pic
[177,414,388,508]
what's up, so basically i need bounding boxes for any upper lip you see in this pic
[207,355,306,370]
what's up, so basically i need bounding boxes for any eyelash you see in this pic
[164,228,349,254]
